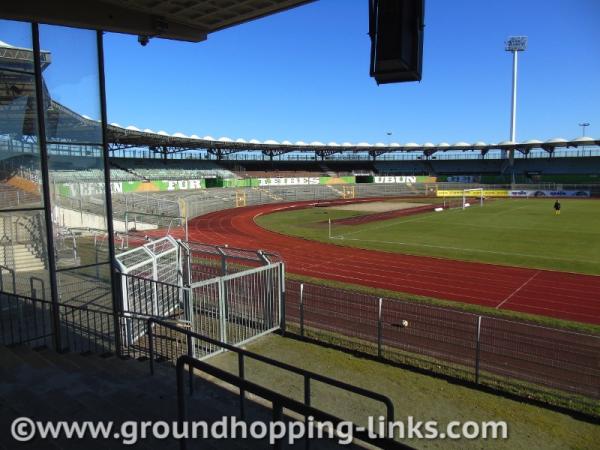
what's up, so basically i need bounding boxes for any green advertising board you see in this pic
[57,179,206,197]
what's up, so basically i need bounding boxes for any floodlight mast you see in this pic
[505,36,527,144]
[579,122,590,137]
[504,36,527,183]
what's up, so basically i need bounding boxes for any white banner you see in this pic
[509,190,590,198]
[258,177,320,186]
[373,176,417,184]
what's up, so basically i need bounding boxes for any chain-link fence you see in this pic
[285,280,600,411]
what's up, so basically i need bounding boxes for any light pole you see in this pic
[505,36,527,183]
[505,36,527,144]
[578,122,590,154]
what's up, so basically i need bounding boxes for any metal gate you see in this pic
[115,236,184,344]
[189,262,284,358]
[116,235,284,357]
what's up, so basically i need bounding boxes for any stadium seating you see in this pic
[115,158,236,180]
[0,184,40,209]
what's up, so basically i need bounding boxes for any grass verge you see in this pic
[209,334,600,450]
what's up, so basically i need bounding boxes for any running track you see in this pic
[175,200,600,325]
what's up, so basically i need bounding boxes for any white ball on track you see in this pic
[402,320,409,327]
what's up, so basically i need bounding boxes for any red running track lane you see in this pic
[169,201,600,325]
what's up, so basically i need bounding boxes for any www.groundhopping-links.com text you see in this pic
[11,416,509,445]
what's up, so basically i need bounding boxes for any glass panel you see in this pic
[38,26,109,269]
[0,22,44,210]
[0,209,50,299]
[0,20,36,73]
[50,143,109,267]
[39,25,101,144]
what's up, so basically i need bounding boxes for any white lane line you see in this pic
[496,271,541,309]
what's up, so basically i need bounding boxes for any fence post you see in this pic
[299,283,304,337]
[238,353,246,419]
[186,333,194,394]
[147,319,154,375]
[377,298,383,358]
[218,278,227,344]
[279,263,286,336]
[220,254,227,276]
[475,316,482,384]
[124,211,129,248]
[151,254,159,315]
[304,374,311,450]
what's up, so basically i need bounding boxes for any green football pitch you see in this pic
[255,198,600,275]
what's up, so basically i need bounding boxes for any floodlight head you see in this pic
[505,36,527,52]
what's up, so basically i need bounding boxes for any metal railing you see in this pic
[0,291,116,353]
[0,291,53,347]
[120,272,184,318]
[187,262,284,358]
[287,281,600,404]
[12,214,48,269]
[55,226,78,265]
[146,318,405,450]
[185,240,281,283]
[0,264,16,294]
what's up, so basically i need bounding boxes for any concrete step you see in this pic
[6,249,41,255]
[8,345,54,370]
[0,345,28,370]
[3,251,37,257]
[0,346,353,450]
[3,261,44,268]
[4,257,42,263]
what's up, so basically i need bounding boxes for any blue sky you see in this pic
[3,0,599,145]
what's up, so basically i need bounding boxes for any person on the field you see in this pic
[554,200,561,215]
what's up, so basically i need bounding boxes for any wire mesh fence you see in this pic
[0,291,118,354]
[286,280,600,406]
[116,236,181,315]
[189,262,284,359]
[185,240,281,283]
[0,291,53,348]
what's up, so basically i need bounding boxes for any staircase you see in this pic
[318,163,336,177]
[0,346,353,449]
[0,244,45,272]
[324,185,344,198]
[251,187,283,202]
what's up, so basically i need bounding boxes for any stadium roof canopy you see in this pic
[1,39,598,160]
[0,0,314,42]
[104,123,600,159]
[1,6,597,160]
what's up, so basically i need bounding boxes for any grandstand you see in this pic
[2,4,600,449]
[114,157,236,180]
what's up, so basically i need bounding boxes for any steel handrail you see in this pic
[176,355,409,450]
[147,317,396,438]
[148,317,392,411]
[120,271,184,290]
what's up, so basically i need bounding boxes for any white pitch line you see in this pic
[496,271,541,309]
[336,207,464,238]
[332,237,599,264]
[442,219,600,235]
